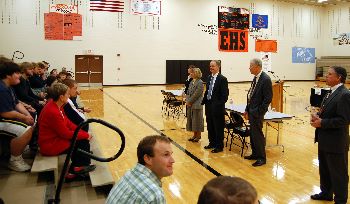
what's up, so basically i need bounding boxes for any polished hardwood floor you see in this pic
[79,81,350,204]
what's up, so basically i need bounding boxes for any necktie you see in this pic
[319,90,331,113]
[207,76,214,100]
[249,76,257,99]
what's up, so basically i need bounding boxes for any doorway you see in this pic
[75,55,103,87]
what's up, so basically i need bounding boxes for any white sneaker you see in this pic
[8,155,31,172]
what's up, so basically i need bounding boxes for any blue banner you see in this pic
[292,47,315,63]
[252,14,268,29]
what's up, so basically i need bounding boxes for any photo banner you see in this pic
[261,52,271,71]
[292,47,315,63]
[218,29,248,52]
[333,33,350,45]
[255,39,277,52]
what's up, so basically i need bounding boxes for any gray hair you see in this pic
[250,58,262,68]
[211,60,221,68]
[48,83,69,101]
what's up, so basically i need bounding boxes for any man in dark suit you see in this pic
[244,58,272,167]
[202,60,229,153]
[310,66,350,204]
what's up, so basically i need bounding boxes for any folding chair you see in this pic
[166,92,184,118]
[225,111,250,157]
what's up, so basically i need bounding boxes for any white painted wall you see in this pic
[0,0,349,85]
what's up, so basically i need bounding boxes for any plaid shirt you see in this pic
[106,163,166,204]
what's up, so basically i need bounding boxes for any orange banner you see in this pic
[218,29,248,52]
[255,39,277,52]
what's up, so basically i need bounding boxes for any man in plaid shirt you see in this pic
[106,135,175,204]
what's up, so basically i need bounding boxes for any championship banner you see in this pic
[255,39,277,52]
[218,6,249,30]
[130,0,161,15]
[218,29,248,52]
[49,4,78,14]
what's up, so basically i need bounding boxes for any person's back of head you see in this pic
[197,176,258,204]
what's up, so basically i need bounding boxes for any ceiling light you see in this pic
[318,0,327,2]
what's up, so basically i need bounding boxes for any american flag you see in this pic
[90,0,124,12]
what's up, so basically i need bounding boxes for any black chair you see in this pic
[225,111,250,156]
[161,90,183,118]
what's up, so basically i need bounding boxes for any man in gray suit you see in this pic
[310,66,350,204]
[244,58,272,167]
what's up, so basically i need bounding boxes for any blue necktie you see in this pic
[207,76,214,100]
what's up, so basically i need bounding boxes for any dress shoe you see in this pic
[192,137,201,143]
[244,155,258,160]
[204,145,214,149]
[211,148,223,153]
[310,193,333,201]
[188,136,196,141]
[252,159,266,167]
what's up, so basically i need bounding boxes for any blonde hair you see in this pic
[19,62,33,72]
[192,68,202,79]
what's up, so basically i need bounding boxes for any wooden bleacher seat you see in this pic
[31,153,59,185]
[31,133,114,187]
[88,132,114,187]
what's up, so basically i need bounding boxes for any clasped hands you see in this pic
[310,113,322,128]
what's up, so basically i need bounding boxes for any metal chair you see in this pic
[225,111,250,156]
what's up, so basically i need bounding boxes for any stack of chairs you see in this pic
[161,90,184,118]
[225,111,250,156]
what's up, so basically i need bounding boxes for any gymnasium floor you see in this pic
[1,81,349,203]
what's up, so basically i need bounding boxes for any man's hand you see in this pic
[243,112,248,120]
[23,115,35,126]
[310,113,322,128]
[83,107,92,113]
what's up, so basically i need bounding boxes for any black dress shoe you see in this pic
[244,155,258,160]
[204,145,214,149]
[252,159,266,167]
[310,193,333,201]
[211,148,223,153]
[188,137,195,141]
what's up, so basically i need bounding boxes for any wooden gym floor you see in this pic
[79,81,350,204]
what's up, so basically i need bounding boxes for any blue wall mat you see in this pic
[292,47,315,63]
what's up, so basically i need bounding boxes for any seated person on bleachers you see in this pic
[0,60,34,172]
[49,68,58,77]
[41,61,49,80]
[45,75,57,87]
[62,79,90,131]
[13,62,46,115]
[38,83,95,179]
[106,135,175,204]
[57,71,68,83]
[29,62,46,98]
[198,176,258,204]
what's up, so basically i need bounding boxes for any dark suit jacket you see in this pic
[184,77,193,95]
[315,85,350,153]
[202,74,229,107]
[245,72,273,117]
